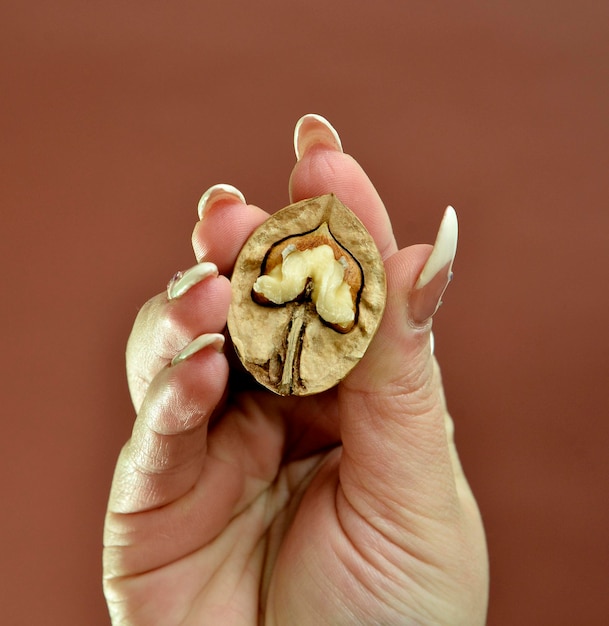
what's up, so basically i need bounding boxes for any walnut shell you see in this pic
[227,193,386,396]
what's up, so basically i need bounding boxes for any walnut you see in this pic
[227,194,386,396]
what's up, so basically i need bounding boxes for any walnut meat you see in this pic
[227,193,386,396]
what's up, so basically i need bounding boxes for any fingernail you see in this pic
[294,114,343,161]
[167,262,219,300]
[409,206,458,326]
[197,184,246,220]
[171,333,225,366]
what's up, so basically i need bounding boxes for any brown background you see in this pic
[1,1,608,624]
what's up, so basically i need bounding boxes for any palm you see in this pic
[107,378,464,625]
[106,386,343,624]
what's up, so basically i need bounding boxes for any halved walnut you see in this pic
[252,222,363,333]
[227,194,386,396]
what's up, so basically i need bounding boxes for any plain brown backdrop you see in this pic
[1,1,608,624]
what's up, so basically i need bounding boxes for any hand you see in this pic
[103,114,488,625]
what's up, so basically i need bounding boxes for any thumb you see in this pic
[338,207,461,533]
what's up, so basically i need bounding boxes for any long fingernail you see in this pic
[409,206,458,326]
[294,114,343,161]
[167,262,219,300]
[197,184,246,220]
[171,333,225,366]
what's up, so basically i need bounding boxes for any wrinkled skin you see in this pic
[103,141,489,625]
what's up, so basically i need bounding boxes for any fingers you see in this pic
[109,335,229,515]
[191,184,270,275]
[123,114,465,541]
[126,266,232,411]
[105,338,246,577]
[289,114,398,260]
[127,183,267,410]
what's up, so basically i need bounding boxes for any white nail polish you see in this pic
[409,206,458,325]
[171,333,225,366]
[167,262,219,300]
[293,114,343,161]
[197,184,246,220]
[415,206,458,290]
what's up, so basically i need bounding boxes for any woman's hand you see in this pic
[103,114,488,625]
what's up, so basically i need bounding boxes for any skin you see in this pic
[103,144,489,625]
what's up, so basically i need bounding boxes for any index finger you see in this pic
[288,114,398,260]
